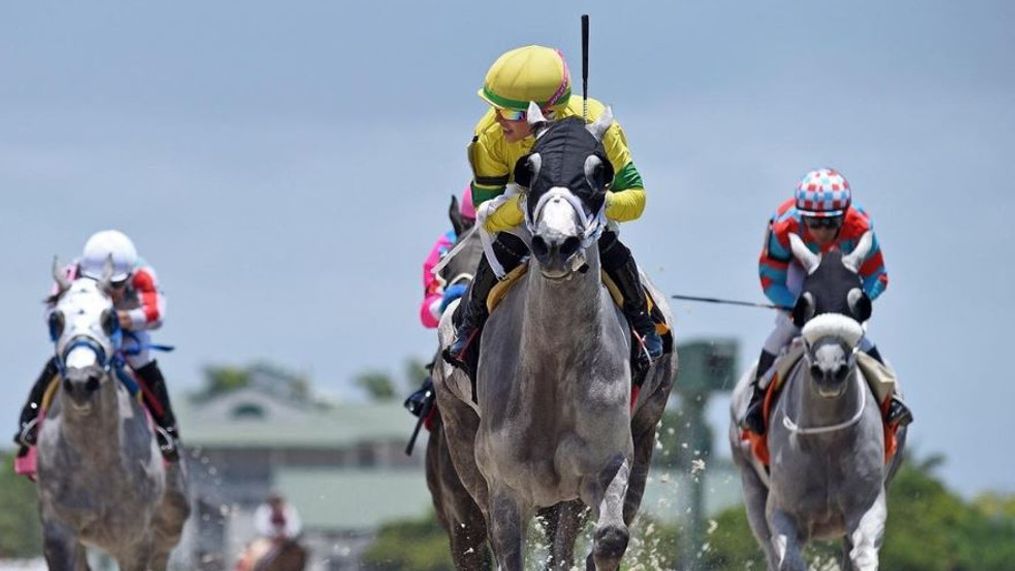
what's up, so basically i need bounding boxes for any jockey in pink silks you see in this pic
[405,187,476,417]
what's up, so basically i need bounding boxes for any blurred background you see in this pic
[2,1,1013,569]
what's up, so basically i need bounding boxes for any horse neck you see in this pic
[521,245,606,357]
[786,365,865,429]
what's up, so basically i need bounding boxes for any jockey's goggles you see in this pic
[803,216,843,230]
[496,107,527,121]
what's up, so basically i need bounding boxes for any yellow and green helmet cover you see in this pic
[478,45,572,112]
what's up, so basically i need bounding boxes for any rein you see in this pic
[780,363,867,436]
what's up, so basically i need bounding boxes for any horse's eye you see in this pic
[48,311,65,341]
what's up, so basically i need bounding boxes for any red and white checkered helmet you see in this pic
[794,168,851,218]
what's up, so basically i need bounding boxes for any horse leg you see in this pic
[42,520,89,571]
[486,485,527,571]
[541,500,587,570]
[580,455,631,571]
[427,419,491,570]
[768,509,806,571]
[119,538,155,571]
[434,373,489,514]
[844,488,887,571]
[624,373,671,524]
[734,455,778,569]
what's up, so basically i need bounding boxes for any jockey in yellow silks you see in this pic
[443,45,661,375]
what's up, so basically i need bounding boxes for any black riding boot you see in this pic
[599,232,662,370]
[864,345,913,427]
[13,357,60,449]
[134,360,181,461]
[404,376,435,418]
[742,350,777,435]
[442,233,528,378]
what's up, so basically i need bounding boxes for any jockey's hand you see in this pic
[117,310,133,330]
[439,283,468,313]
[482,194,524,233]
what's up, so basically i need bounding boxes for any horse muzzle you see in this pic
[531,233,585,280]
[62,366,105,410]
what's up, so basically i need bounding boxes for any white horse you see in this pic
[36,259,190,570]
[729,235,907,570]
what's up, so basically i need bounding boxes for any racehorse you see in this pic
[436,104,676,570]
[729,233,907,570]
[35,258,190,570]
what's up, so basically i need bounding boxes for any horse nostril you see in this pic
[531,236,549,258]
[559,236,581,258]
[63,378,73,393]
[85,374,101,392]
[810,363,823,379]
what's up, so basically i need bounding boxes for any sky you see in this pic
[2,1,1013,496]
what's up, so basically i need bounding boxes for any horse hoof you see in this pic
[592,524,629,569]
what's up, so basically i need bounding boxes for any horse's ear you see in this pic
[514,153,541,188]
[448,194,465,237]
[847,288,872,323]
[792,292,816,327]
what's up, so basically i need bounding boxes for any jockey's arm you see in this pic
[858,239,888,300]
[759,223,798,309]
[127,267,165,331]
[601,120,646,223]
[468,131,523,233]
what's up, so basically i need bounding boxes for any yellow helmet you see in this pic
[478,45,571,112]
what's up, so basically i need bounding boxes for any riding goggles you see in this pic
[496,107,527,121]
[803,216,843,230]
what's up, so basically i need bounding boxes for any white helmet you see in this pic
[80,230,138,282]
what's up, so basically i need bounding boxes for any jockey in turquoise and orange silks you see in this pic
[741,168,911,436]
[13,230,183,461]
[443,44,662,377]
[759,199,888,309]
[419,186,476,328]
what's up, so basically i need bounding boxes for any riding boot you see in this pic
[134,360,181,461]
[13,357,60,449]
[442,233,527,377]
[741,350,778,435]
[864,345,914,427]
[599,232,663,369]
[404,376,435,418]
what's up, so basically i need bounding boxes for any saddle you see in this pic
[740,341,900,468]
[487,262,672,386]
[14,368,161,479]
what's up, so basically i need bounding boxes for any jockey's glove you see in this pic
[482,194,524,233]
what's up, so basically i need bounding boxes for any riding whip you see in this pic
[581,14,589,120]
[670,294,792,311]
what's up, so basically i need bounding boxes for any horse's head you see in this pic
[788,232,874,397]
[514,103,614,279]
[48,256,120,411]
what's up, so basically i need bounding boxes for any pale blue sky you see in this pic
[2,1,1012,495]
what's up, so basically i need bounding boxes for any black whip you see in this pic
[581,14,589,120]
[670,294,792,311]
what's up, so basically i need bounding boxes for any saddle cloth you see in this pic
[741,342,900,468]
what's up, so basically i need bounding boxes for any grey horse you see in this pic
[436,104,676,571]
[36,261,190,570]
[425,196,494,570]
[729,233,907,571]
